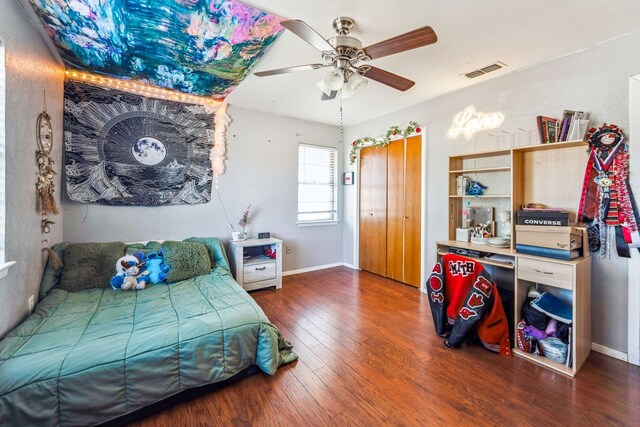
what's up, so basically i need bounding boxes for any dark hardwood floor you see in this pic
[132,267,640,426]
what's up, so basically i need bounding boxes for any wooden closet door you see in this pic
[403,135,422,287]
[359,146,387,276]
[386,139,405,282]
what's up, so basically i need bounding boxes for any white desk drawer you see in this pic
[243,262,276,284]
[517,257,573,290]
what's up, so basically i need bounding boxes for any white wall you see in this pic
[0,1,64,338]
[628,75,640,364]
[343,30,640,353]
[63,105,343,273]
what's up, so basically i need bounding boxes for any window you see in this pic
[297,144,338,224]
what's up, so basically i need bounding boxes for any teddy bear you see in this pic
[110,251,150,290]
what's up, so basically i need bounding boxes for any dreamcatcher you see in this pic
[36,108,59,216]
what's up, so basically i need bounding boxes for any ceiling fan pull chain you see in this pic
[340,96,344,143]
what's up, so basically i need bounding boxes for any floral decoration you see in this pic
[239,203,252,228]
[349,121,421,164]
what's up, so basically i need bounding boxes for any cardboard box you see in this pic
[515,225,583,251]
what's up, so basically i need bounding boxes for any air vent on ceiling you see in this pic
[463,61,507,79]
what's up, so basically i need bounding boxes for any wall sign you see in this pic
[343,171,354,185]
[447,106,505,140]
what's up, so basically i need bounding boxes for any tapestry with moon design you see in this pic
[64,80,215,206]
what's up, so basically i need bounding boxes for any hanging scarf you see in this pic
[578,124,639,258]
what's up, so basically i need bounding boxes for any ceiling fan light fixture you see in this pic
[340,85,352,99]
[324,69,345,91]
[347,73,368,96]
[316,79,332,96]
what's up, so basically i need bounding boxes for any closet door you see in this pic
[359,145,387,276]
[386,139,405,282]
[403,135,422,288]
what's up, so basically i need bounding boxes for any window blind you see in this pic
[298,144,337,223]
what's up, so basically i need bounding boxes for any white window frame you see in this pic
[297,143,339,227]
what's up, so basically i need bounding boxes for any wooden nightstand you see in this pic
[228,238,283,291]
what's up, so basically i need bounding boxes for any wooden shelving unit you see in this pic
[448,140,588,244]
[436,239,515,256]
[440,139,592,377]
[436,239,516,271]
[449,166,511,174]
[448,195,511,198]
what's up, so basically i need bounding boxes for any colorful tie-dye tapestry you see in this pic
[64,80,218,206]
[29,0,284,99]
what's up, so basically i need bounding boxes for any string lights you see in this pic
[64,69,222,106]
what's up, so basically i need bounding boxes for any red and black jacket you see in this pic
[427,254,511,355]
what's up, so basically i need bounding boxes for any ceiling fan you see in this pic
[254,17,437,100]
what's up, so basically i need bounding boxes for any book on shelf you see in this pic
[546,119,559,144]
[456,175,469,196]
[536,116,558,144]
[567,112,589,141]
[536,111,590,143]
[559,110,582,141]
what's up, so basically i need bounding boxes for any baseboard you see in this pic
[283,262,348,276]
[342,263,356,269]
[591,343,628,362]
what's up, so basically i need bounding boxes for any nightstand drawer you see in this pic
[243,262,276,284]
[517,257,573,290]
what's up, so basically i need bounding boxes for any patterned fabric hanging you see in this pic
[578,124,640,257]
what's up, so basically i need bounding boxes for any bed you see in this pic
[0,238,296,426]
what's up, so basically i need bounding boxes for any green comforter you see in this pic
[0,266,296,426]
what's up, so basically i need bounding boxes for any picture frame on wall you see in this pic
[343,171,354,185]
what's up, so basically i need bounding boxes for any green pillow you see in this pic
[39,241,70,300]
[161,240,212,283]
[125,241,162,256]
[184,237,230,271]
[59,242,125,292]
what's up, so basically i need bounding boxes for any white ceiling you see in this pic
[228,0,640,126]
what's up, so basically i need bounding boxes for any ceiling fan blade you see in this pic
[321,90,338,101]
[254,64,328,77]
[281,19,335,52]
[362,66,415,91]
[363,26,437,60]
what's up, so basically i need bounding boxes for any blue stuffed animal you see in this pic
[145,250,170,283]
[466,180,488,196]
[110,251,150,290]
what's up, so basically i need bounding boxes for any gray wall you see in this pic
[343,30,640,353]
[0,1,64,337]
[62,105,344,273]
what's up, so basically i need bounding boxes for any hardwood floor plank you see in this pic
[269,319,326,372]
[286,358,345,419]
[130,267,640,427]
